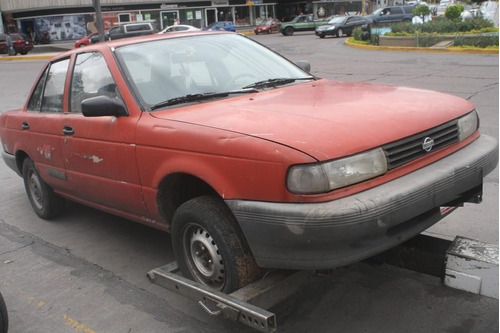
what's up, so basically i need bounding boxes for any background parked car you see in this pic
[365,5,415,25]
[254,19,281,34]
[280,14,329,36]
[74,32,98,48]
[0,33,34,55]
[202,21,235,32]
[315,15,368,38]
[105,22,155,40]
[159,25,201,33]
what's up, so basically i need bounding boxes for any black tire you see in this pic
[283,27,294,36]
[319,34,325,39]
[337,28,343,38]
[0,292,8,333]
[171,196,260,293]
[22,158,65,219]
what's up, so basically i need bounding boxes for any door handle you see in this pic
[21,122,29,130]
[62,126,75,136]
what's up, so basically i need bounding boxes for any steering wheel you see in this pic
[224,74,258,90]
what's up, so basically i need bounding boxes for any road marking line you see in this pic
[63,314,97,333]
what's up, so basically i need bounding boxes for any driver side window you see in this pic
[70,52,118,113]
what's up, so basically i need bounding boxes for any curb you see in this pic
[0,54,56,61]
[344,39,499,54]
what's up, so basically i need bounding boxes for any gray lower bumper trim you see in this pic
[1,150,20,176]
[226,135,498,270]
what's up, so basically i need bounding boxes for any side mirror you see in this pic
[295,60,311,73]
[82,95,128,117]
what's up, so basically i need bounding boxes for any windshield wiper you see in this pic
[150,89,257,110]
[242,77,315,90]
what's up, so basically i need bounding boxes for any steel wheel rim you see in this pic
[183,223,225,290]
[28,170,44,210]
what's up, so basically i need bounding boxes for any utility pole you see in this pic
[92,0,105,42]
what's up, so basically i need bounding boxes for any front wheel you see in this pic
[283,27,294,36]
[337,29,343,38]
[171,196,260,293]
[22,158,65,219]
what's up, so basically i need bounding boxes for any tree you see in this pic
[413,5,431,21]
[445,5,464,20]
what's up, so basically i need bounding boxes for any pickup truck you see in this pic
[280,15,328,36]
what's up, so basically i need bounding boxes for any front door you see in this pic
[62,51,145,216]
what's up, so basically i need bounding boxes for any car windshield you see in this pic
[328,17,347,24]
[115,34,313,110]
[372,8,384,15]
[262,20,273,25]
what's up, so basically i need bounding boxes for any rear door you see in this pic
[19,59,70,191]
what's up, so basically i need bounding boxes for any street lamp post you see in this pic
[92,0,105,42]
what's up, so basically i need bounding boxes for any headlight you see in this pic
[287,148,388,194]
[457,110,479,141]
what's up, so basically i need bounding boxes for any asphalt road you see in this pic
[0,33,498,333]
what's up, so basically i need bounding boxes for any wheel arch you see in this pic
[156,172,220,225]
[13,150,30,176]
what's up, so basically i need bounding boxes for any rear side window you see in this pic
[126,24,151,32]
[391,7,404,14]
[403,6,415,13]
[28,59,70,113]
[9,34,22,41]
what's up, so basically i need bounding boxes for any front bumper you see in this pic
[226,135,498,270]
[315,28,335,36]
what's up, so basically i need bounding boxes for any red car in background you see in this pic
[0,33,34,55]
[254,18,281,34]
[74,32,98,48]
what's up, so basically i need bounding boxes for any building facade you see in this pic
[0,0,363,41]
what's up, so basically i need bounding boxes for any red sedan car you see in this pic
[0,32,497,294]
[74,32,98,48]
[254,18,281,34]
[0,33,34,55]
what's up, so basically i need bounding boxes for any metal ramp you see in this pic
[147,262,311,332]
[147,235,499,332]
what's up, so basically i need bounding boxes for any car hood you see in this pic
[317,24,336,29]
[151,79,474,161]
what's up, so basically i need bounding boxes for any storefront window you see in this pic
[234,6,249,25]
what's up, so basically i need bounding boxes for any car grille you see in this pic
[383,120,459,169]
